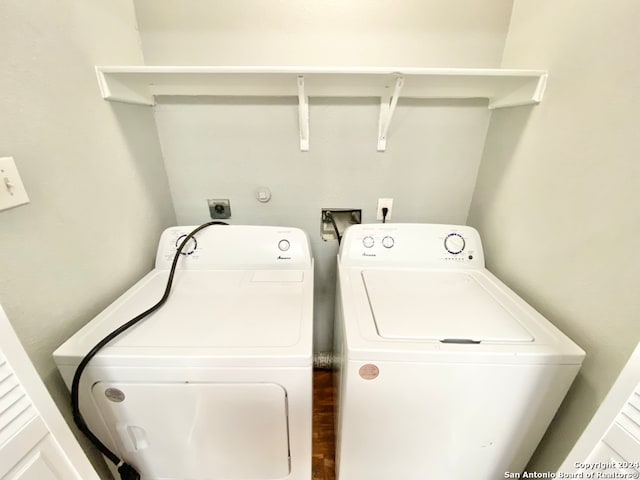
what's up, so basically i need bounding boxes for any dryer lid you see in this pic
[87,269,308,350]
[362,270,533,343]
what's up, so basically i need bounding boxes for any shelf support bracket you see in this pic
[297,75,309,151]
[377,76,404,152]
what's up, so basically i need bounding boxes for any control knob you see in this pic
[444,233,465,255]
[381,236,395,248]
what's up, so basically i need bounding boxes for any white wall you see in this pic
[468,0,640,471]
[133,0,515,351]
[0,1,175,475]
[133,0,513,67]
[154,97,492,350]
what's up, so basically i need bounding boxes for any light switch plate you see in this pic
[0,157,30,212]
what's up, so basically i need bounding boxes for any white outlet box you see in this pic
[0,157,30,212]
[376,198,393,221]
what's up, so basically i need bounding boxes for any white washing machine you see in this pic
[334,223,585,480]
[54,225,313,480]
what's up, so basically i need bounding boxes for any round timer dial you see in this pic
[175,234,198,255]
[444,233,465,255]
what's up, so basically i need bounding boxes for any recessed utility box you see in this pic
[321,209,361,241]
[208,199,231,219]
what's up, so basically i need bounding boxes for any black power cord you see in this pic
[324,210,342,245]
[382,207,389,224]
[71,221,228,480]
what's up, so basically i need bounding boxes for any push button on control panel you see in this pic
[278,239,291,251]
[362,236,375,248]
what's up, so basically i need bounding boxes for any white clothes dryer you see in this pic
[54,225,313,480]
[334,223,584,480]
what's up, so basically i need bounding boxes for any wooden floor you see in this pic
[312,370,336,480]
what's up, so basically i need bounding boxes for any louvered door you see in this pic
[0,350,82,479]
[579,385,640,477]
[559,343,640,476]
[0,350,38,450]
[0,306,99,480]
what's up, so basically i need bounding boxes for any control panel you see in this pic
[155,225,312,270]
[339,223,485,268]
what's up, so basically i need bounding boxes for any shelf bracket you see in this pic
[297,75,310,151]
[377,76,404,152]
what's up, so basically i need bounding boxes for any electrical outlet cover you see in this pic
[376,198,393,221]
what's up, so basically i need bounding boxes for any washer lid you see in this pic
[362,270,533,343]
